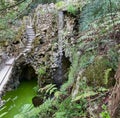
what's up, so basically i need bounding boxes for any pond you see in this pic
[0,79,37,118]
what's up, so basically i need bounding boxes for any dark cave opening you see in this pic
[19,64,37,82]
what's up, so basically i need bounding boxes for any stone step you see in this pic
[28,39,33,41]
[27,33,35,35]
[27,41,32,43]
[27,32,34,34]
[26,31,34,33]
[26,30,34,32]
[27,34,34,36]
[27,29,33,31]
[28,35,35,37]
[27,43,32,44]
[26,45,32,48]
[28,34,35,35]
[27,43,32,45]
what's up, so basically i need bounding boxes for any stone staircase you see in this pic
[23,26,35,53]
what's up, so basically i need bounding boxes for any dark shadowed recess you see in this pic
[19,64,37,82]
[53,52,71,88]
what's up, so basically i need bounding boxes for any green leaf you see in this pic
[72,91,98,102]
[0,112,8,118]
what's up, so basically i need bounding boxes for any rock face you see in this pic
[1,4,60,90]
[2,3,76,90]
[2,2,119,92]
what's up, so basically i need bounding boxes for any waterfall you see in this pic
[58,11,64,67]
[53,11,64,87]
[57,11,64,86]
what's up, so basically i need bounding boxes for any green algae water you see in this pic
[0,80,36,118]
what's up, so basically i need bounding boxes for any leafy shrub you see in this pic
[67,4,77,15]
[38,66,46,76]
[107,48,119,70]
[55,1,65,9]
[39,84,58,96]
[54,97,87,118]
[100,104,110,118]
[79,0,120,31]
[83,56,114,87]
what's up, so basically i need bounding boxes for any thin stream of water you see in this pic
[55,11,64,86]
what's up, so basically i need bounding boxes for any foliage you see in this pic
[107,48,119,70]
[14,104,33,118]
[100,104,110,118]
[67,4,77,15]
[79,0,120,31]
[104,68,112,85]
[54,97,87,118]
[73,91,97,102]
[83,56,114,87]
[0,105,8,118]
[61,50,79,92]
[38,66,46,76]
[55,1,65,9]
[0,0,32,41]
[33,85,39,93]
[79,52,95,68]
[39,84,58,96]
[14,98,53,118]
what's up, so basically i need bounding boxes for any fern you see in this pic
[67,4,77,15]
[39,84,58,95]
[0,112,8,118]
[79,0,120,31]
[14,104,34,118]
[104,68,112,85]
[38,66,46,76]
[72,91,97,102]
[54,96,87,118]
[25,98,53,118]
[14,99,53,118]
[100,104,110,118]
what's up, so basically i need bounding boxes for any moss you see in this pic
[0,41,9,47]
[55,1,65,10]
[34,37,40,46]
[83,56,115,87]
[15,25,25,42]
[67,4,77,15]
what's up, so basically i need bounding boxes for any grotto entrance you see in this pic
[19,64,37,82]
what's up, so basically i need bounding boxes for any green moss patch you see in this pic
[83,56,115,87]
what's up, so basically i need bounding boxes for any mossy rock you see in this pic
[14,25,25,42]
[83,56,115,88]
[55,1,66,10]
[34,37,40,46]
